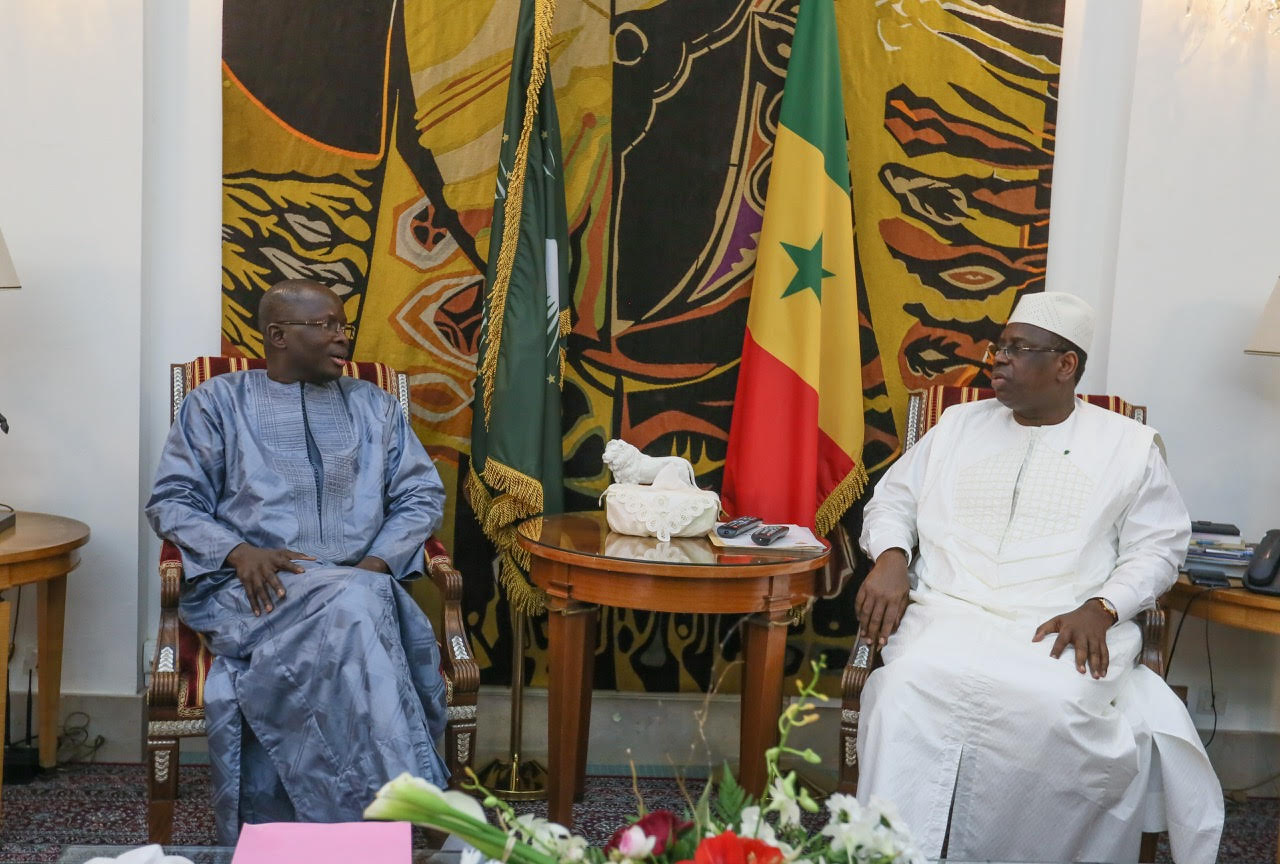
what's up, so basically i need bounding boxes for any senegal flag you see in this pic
[721,0,865,537]
[467,0,570,615]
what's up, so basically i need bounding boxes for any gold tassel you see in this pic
[481,459,544,512]
[465,464,549,614]
[499,552,547,615]
[815,462,869,538]
[476,0,560,427]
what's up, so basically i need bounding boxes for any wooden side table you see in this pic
[0,511,90,809]
[1163,574,1280,864]
[517,512,829,827]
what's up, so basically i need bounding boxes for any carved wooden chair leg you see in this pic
[1139,831,1158,862]
[147,735,180,843]
[446,699,478,783]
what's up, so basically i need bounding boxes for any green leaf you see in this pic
[713,761,753,824]
[668,829,700,862]
[692,774,715,837]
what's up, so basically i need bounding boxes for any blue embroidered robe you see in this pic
[145,370,449,843]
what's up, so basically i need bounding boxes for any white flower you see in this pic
[459,847,501,864]
[737,806,799,860]
[824,792,861,823]
[866,795,903,828]
[867,824,900,858]
[820,818,862,855]
[551,834,589,862]
[765,777,803,828]
[512,814,557,845]
[364,772,487,825]
[738,806,778,846]
[612,825,656,861]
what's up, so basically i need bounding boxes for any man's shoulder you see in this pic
[336,374,396,403]
[935,396,1003,426]
[334,375,402,420]
[184,370,256,407]
[1075,398,1156,437]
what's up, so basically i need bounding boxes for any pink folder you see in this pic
[231,821,411,864]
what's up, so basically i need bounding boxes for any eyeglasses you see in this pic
[273,319,355,340]
[983,342,1068,364]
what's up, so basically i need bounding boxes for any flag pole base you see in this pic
[476,754,548,801]
[478,604,547,800]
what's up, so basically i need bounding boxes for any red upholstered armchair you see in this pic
[145,357,479,842]
[837,386,1167,860]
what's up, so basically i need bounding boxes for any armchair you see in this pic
[837,386,1165,858]
[144,356,479,842]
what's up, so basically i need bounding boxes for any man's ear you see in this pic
[265,323,288,349]
[1057,351,1079,384]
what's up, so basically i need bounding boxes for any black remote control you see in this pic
[751,524,789,546]
[1186,568,1230,588]
[717,516,763,538]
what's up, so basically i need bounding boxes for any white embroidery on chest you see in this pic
[953,434,1094,546]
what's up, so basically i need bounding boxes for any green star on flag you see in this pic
[780,235,833,300]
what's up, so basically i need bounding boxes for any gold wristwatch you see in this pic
[1093,596,1119,624]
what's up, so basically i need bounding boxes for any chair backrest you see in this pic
[169,357,410,424]
[903,386,1146,451]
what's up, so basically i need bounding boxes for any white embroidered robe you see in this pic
[858,398,1223,863]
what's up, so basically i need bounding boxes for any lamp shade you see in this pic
[1245,277,1280,356]
[0,227,19,289]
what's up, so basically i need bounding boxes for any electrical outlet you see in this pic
[1195,687,1226,714]
[17,646,37,676]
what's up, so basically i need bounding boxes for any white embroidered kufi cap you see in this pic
[1006,291,1095,352]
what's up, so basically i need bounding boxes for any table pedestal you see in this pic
[521,513,828,828]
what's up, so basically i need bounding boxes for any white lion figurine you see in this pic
[602,439,697,487]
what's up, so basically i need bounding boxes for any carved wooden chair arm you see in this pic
[1139,603,1166,678]
[842,627,880,704]
[426,547,480,697]
[149,541,186,708]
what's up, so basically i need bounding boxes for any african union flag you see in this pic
[467,0,570,615]
[721,0,865,537]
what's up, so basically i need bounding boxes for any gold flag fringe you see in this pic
[477,0,559,428]
[480,458,545,512]
[814,462,869,538]
[465,468,547,615]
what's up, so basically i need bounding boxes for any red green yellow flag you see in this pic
[721,0,865,536]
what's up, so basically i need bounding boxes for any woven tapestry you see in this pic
[221,0,1065,692]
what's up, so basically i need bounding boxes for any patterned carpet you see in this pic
[0,763,1274,862]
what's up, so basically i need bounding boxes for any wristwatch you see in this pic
[1093,596,1119,624]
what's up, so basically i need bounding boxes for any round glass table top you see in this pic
[517,511,828,569]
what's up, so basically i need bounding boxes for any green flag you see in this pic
[467,0,569,615]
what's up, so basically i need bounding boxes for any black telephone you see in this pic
[1245,529,1280,596]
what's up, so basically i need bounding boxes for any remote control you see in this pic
[751,524,789,546]
[717,516,763,538]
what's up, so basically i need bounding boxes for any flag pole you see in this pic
[476,606,548,800]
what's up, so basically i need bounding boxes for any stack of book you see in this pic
[1185,520,1254,580]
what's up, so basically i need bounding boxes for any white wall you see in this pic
[1046,0,1144,393]
[1109,1,1280,734]
[0,0,218,756]
[0,1,146,701]
[138,0,223,670]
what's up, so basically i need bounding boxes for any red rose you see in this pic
[606,809,694,856]
[678,831,784,864]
